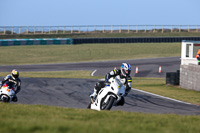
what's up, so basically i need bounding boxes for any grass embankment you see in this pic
[1,32,200,39]
[0,43,180,65]
[133,78,200,105]
[0,103,200,133]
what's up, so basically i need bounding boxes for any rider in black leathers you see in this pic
[0,69,21,102]
[90,63,132,106]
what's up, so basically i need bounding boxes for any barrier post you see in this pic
[159,66,162,73]
[135,66,139,74]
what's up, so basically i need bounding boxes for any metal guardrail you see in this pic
[0,25,199,35]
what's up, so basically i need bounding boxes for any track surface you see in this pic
[0,57,180,77]
[17,78,200,115]
[1,57,200,115]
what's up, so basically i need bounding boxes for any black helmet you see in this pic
[11,69,19,79]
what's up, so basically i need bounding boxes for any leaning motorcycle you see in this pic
[88,77,125,111]
[0,83,15,103]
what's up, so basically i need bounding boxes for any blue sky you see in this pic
[0,0,200,26]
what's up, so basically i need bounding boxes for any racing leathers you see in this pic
[0,74,21,102]
[91,68,132,100]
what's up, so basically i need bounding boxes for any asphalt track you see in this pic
[1,57,200,115]
[0,57,181,77]
[17,78,200,115]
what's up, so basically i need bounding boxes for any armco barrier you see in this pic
[0,38,73,46]
[72,37,200,44]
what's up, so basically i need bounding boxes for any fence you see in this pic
[0,25,200,35]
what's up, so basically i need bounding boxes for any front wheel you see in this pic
[1,95,10,103]
[100,96,115,110]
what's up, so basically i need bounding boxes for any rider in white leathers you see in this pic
[90,63,132,106]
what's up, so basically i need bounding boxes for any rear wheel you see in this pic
[87,102,92,109]
[100,96,115,110]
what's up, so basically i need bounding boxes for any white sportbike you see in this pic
[88,77,125,111]
[0,83,15,103]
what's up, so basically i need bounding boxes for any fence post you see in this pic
[27,26,29,34]
[42,26,44,34]
[111,25,113,33]
[103,25,104,33]
[188,25,190,32]
[87,25,88,33]
[171,25,173,33]
[145,25,146,33]
[94,25,96,33]
[162,25,164,33]
[19,27,21,34]
[119,25,121,33]
[4,27,6,35]
[49,26,51,34]
[63,27,65,34]
[179,25,181,32]
[56,26,58,34]
[11,27,14,35]
[136,25,138,33]
[34,26,36,34]
[71,26,73,33]
[128,25,130,33]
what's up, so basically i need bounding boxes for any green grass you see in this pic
[0,43,181,65]
[0,71,102,79]
[133,77,200,105]
[0,103,200,133]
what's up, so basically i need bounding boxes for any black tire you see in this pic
[100,96,115,110]
[1,95,9,103]
[87,102,92,109]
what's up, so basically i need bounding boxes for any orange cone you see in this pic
[159,66,162,73]
[135,66,139,74]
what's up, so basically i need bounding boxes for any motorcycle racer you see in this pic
[90,63,132,103]
[0,69,21,102]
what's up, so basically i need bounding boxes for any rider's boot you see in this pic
[12,95,18,102]
[90,89,97,100]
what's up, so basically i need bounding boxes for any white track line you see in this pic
[91,70,97,76]
[132,88,194,105]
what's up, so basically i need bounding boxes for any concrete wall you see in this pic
[0,38,73,46]
[180,64,200,91]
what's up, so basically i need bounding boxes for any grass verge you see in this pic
[0,43,181,65]
[0,103,200,133]
[0,70,101,79]
[133,77,200,105]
